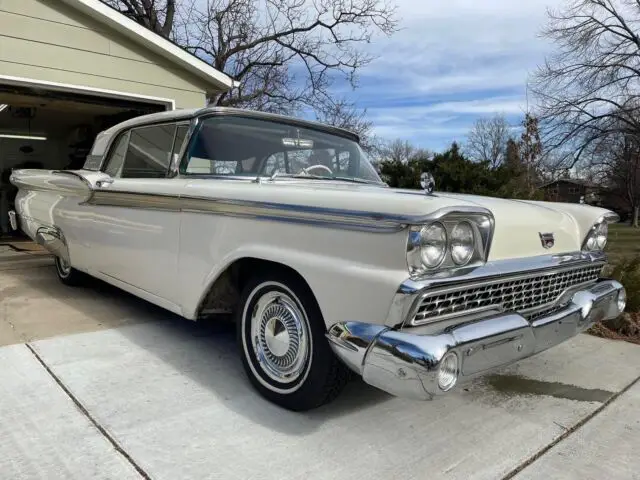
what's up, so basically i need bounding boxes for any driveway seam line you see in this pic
[24,342,152,480]
[500,372,640,479]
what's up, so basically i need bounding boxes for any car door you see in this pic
[85,122,190,308]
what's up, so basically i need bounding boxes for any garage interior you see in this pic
[0,83,166,243]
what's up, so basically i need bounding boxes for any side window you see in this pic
[121,124,176,178]
[104,132,129,177]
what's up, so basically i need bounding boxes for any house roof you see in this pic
[539,178,600,189]
[59,0,234,94]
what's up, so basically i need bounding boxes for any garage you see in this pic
[0,0,232,237]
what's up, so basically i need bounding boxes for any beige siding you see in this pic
[0,61,206,108]
[0,0,211,109]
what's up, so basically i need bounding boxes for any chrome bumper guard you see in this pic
[327,279,626,401]
[8,210,17,231]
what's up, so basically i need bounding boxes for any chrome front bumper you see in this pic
[327,279,626,400]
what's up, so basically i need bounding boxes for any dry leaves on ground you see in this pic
[589,313,640,345]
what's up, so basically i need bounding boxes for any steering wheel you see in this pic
[302,164,333,175]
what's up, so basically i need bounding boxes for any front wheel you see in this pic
[237,270,348,411]
[54,256,85,286]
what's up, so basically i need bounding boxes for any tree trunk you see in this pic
[633,205,639,228]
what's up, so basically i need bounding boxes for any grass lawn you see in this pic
[589,222,640,344]
[606,223,640,265]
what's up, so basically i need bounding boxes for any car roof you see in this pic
[98,106,360,144]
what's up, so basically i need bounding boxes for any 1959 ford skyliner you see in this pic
[9,107,626,411]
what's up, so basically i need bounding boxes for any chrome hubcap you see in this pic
[250,291,309,384]
[264,317,291,357]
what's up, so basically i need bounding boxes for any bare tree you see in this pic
[379,139,430,163]
[612,138,640,226]
[102,0,176,38]
[313,98,383,154]
[465,114,511,168]
[174,0,397,115]
[589,129,640,226]
[533,0,640,170]
[520,113,545,196]
[101,0,396,147]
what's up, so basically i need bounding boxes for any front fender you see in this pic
[178,215,409,327]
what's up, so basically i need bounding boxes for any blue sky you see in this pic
[344,0,564,150]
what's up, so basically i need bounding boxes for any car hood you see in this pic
[183,179,611,262]
[428,192,595,261]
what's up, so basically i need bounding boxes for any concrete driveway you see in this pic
[1,245,640,480]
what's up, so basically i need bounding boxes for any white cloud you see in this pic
[352,0,564,148]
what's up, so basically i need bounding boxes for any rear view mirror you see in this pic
[282,138,314,148]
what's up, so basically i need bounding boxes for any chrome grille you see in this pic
[411,264,603,325]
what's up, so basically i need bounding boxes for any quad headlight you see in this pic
[418,223,448,268]
[450,221,475,265]
[406,213,493,276]
[582,220,610,252]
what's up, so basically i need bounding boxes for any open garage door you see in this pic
[0,80,169,238]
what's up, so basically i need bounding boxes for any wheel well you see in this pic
[196,258,312,319]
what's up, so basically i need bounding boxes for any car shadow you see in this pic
[8,264,395,434]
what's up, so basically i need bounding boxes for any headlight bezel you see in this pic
[581,213,618,253]
[406,210,494,277]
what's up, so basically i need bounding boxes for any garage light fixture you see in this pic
[0,104,7,113]
[0,133,47,141]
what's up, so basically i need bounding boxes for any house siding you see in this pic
[0,0,211,108]
[541,181,588,204]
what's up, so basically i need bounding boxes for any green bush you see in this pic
[608,256,640,313]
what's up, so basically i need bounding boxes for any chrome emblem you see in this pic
[420,172,435,195]
[539,232,555,249]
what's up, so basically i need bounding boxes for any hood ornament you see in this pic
[420,172,435,195]
[539,232,555,249]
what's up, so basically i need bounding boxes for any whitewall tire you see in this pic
[237,270,349,411]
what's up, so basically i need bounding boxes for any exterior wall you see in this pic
[542,181,588,203]
[541,181,631,219]
[0,0,210,108]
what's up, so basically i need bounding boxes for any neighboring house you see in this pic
[539,178,630,220]
[539,179,601,204]
[0,0,233,234]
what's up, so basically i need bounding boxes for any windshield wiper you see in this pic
[268,172,326,181]
[330,176,381,185]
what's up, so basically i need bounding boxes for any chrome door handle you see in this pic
[96,179,114,188]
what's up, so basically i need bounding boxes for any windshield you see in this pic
[178,115,383,184]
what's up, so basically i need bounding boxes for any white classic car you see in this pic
[9,107,626,411]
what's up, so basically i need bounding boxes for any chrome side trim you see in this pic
[84,190,494,234]
[329,279,625,400]
[34,225,69,263]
